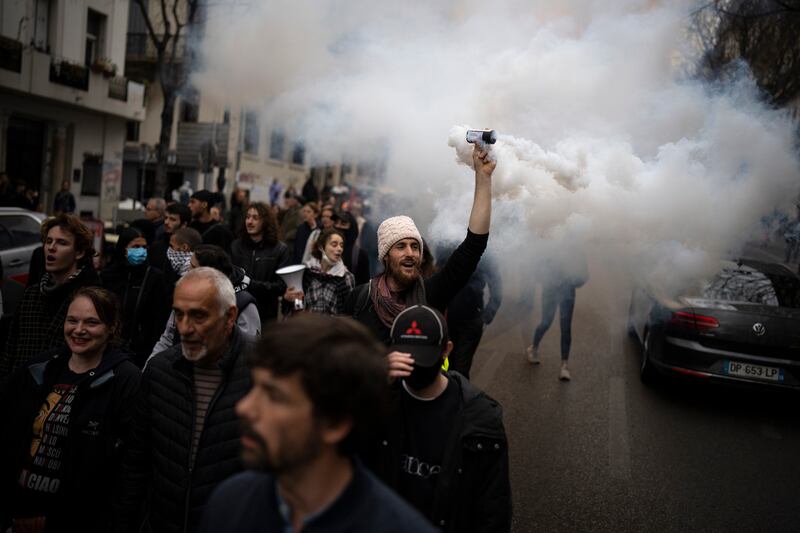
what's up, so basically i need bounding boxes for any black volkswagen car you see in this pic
[628,259,800,389]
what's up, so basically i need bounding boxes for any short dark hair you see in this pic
[173,227,202,250]
[193,244,233,278]
[70,286,122,342]
[244,202,278,245]
[311,228,345,261]
[41,214,95,266]
[166,202,192,226]
[250,315,388,455]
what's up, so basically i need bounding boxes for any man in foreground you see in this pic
[372,305,512,532]
[199,314,436,533]
[345,145,495,344]
[116,268,253,533]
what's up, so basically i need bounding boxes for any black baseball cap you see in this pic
[389,305,448,367]
[190,190,216,205]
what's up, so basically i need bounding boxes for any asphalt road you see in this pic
[469,243,800,533]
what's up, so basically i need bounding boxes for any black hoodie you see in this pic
[338,214,371,285]
[0,344,141,532]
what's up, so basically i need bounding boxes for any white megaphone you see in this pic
[276,264,306,310]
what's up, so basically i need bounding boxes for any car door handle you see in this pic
[7,259,24,267]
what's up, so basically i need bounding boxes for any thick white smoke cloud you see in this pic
[195,0,800,297]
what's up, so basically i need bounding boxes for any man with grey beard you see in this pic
[345,145,496,345]
[115,267,254,533]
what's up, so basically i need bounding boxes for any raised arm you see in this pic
[467,145,496,235]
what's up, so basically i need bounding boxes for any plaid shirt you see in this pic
[304,268,355,316]
[0,266,99,377]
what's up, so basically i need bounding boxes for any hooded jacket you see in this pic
[0,345,141,532]
[368,372,512,533]
[230,235,290,321]
[0,263,100,379]
[100,229,170,367]
[115,327,254,533]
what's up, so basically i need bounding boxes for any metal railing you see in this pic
[108,76,129,101]
[49,56,89,91]
[0,35,23,73]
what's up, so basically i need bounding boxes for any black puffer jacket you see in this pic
[115,327,254,533]
[367,372,512,533]
[0,264,100,379]
[230,236,290,321]
[0,345,140,532]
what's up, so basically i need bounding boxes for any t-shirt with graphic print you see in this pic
[15,367,84,518]
[397,376,460,517]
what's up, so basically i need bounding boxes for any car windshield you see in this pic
[703,265,800,308]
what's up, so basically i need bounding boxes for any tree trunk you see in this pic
[154,81,177,198]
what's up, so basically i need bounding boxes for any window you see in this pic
[85,9,106,66]
[180,88,200,123]
[291,142,305,165]
[0,215,42,248]
[269,130,285,160]
[243,111,260,155]
[81,155,102,196]
[126,121,140,142]
[32,0,55,52]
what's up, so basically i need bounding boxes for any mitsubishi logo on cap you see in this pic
[406,321,423,335]
[752,323,766,337]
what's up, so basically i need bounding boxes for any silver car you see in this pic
[0,208,46,319]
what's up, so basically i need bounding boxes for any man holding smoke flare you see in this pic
[344,141,496,344]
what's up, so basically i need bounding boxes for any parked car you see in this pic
[0,208,46,319]
[628,259,800,389]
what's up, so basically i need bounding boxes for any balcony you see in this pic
[0,35,23,73]
[49,57,89,91]
[108,76,128,101]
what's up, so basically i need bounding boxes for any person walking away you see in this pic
[0,287,140,532]
[344,145,495,345]
[199,313,437,533]
[0,214,99,380]
[526,244,588,381]
[282,228,355,316]
[188,190,235,256]
[52,180,76,215]
[230,202,290,323]
[100,227,170,367]
[369,305,511,532]
[115,268,254,533]
[437,246,502,379]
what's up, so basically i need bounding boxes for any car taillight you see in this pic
[670,311,719,330]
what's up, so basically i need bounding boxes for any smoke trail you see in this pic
[194,0,800,298]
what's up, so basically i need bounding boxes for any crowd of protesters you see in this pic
[0,146,514,532]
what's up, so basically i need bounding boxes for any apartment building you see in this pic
[0,0,145,220]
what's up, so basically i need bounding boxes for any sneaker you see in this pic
[559,365,571,381]
[526,345,540,365]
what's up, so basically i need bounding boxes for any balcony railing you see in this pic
[108,76,129,101]
[0,35,23,73]
[49,57,89,91]
[126,32,188,62]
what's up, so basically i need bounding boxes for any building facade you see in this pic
[0,0,146,220]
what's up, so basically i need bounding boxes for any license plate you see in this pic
[724,360,784,382]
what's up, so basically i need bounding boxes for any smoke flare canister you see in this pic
[466,129,497,145]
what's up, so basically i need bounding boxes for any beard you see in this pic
[181,341,208,362]
[386,256,421,290]
[240,421,324,476]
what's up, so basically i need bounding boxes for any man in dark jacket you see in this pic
[199,314,436,533]
[333,210,371,285]
[189,190,235,256]
[230,202,290,322]
[373,305,512,532]
[344,145,495,345]
[277,193,303,252]
[115,267,254,533]
[149,201,190,275]
[0,214,99,379]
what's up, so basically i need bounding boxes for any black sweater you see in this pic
[344,230,489,345]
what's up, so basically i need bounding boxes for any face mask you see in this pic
[403,363,442,390]
[167,248,193,275]
[127,247,148,266]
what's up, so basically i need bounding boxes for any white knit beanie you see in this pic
[377,216,423,261]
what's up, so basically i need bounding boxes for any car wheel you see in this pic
[640,328,659,384]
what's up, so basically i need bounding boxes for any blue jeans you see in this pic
[532,283,576,361]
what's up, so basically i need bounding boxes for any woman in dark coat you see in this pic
[100,227,169,367]
[0,287,141,532]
